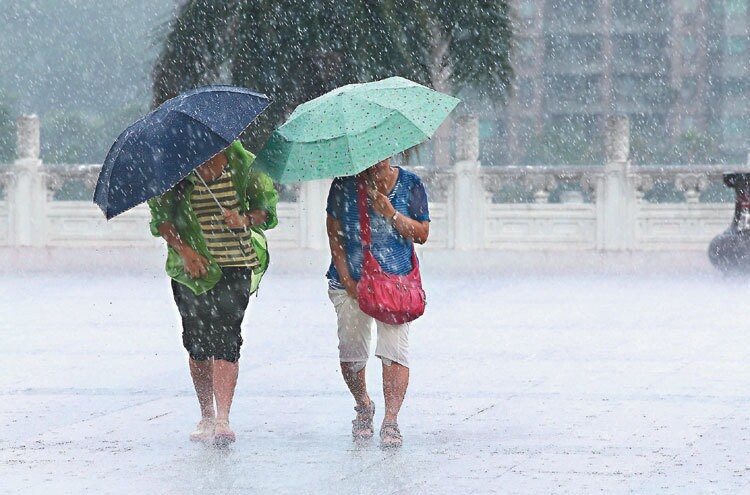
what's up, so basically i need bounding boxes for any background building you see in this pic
[483,0,749,165]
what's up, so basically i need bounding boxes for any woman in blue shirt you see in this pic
[326,156,430,448]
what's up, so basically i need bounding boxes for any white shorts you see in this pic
[328,289,410,368]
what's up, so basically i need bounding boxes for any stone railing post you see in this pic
[8,115,46,246]
[596,114,634,250]
[453,115,483,249]
[299,179,331,249]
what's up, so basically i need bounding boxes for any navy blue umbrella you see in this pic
[94,85,271,219]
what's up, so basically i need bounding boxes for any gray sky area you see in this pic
[0,0,176,162]
[0,0,174,114]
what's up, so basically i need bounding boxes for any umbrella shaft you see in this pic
[196,172,250,256]
[196,173,224,211]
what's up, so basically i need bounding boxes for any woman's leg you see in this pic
[329,289,375,437]
[210,268,253,443]
[375,321,410,446]
[189,357,215,419]
[382,361,409,424]
[213,359,239,423]
[341,361,371,409]
[187,357,216,442]
[173,280,216,440]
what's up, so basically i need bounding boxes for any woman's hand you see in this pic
[157,221,211,278]
[367,187,396,219]
[222,208,248,230]
[246,209,268,228]
[181,246,210,278]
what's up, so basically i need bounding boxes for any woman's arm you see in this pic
[222,209,268,230]
[148,190,210,278]
[156,221,210,279]
[326,215,358,299]
[391,214,430,244]
[366,189,430,244]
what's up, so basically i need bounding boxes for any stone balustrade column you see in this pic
[597,114,635,250]
[675,173,708,203]
[453,115,482,249]
[9,115,46,246]
[299,179,331,249]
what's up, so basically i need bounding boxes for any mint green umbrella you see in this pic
[255,76,460,183]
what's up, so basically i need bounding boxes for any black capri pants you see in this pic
[171,267,254,363]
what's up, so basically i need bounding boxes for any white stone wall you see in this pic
[0,114,744,251]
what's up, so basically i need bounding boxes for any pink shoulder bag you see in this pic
[356,175,426,324]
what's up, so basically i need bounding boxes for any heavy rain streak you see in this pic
[1,1,750,493]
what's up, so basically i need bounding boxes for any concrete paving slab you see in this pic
[1,250,750,493]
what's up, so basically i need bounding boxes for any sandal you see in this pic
[189,417,215,443]
[213,419,236,447]
[379,422,402,449]
[352,401,375,440]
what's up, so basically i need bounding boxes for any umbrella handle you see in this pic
[196,172,254,255]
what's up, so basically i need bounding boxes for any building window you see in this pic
[726,0,748,17]
[681,0,699,13]
[544,75,601,109]
[517,78,536,108]
[726,36,747,57]
[518,0,535,19]
[723,78,748,97]
[613,0,668,28]
[681,116,696,132]
[514,37,537,67]
[614,34,668,71]
[615,76,636,102]
[545,0,601,27]
[682,36,697,65]
[545,34,602,69]
[614,75,670,109]
[681,79,697,100]
[722,116,750,143]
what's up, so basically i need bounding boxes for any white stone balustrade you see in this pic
[0,114,746,251]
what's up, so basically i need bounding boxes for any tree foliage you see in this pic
[152,0,512,146]
[0,90,16,163]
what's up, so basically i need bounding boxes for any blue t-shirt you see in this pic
[326,168,430,288]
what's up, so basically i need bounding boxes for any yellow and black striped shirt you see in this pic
[191,169,260,269]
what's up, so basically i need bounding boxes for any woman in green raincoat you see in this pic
[148,140,278,446]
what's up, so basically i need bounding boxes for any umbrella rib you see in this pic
[352,90,459,136]
[105,117,234,219]
[171,109,241,144]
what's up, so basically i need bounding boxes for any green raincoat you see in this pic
[148,140,278,295]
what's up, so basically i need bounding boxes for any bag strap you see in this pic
[357,174,371,250]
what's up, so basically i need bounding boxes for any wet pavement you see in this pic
[2,250,750,494]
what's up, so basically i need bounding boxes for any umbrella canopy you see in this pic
[254,76,460,183]
[94,85,270,219]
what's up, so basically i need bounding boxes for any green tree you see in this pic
[522,117,603,165]
[0,102,15,163]
[670,130,720,164]
[152,0,512,157]
[0,88,18,162]
[41,110,103,163]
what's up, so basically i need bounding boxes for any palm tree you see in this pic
[152,0,512,161]
[378,0,513,164]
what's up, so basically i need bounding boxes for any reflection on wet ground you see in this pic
[2,269,750,493]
